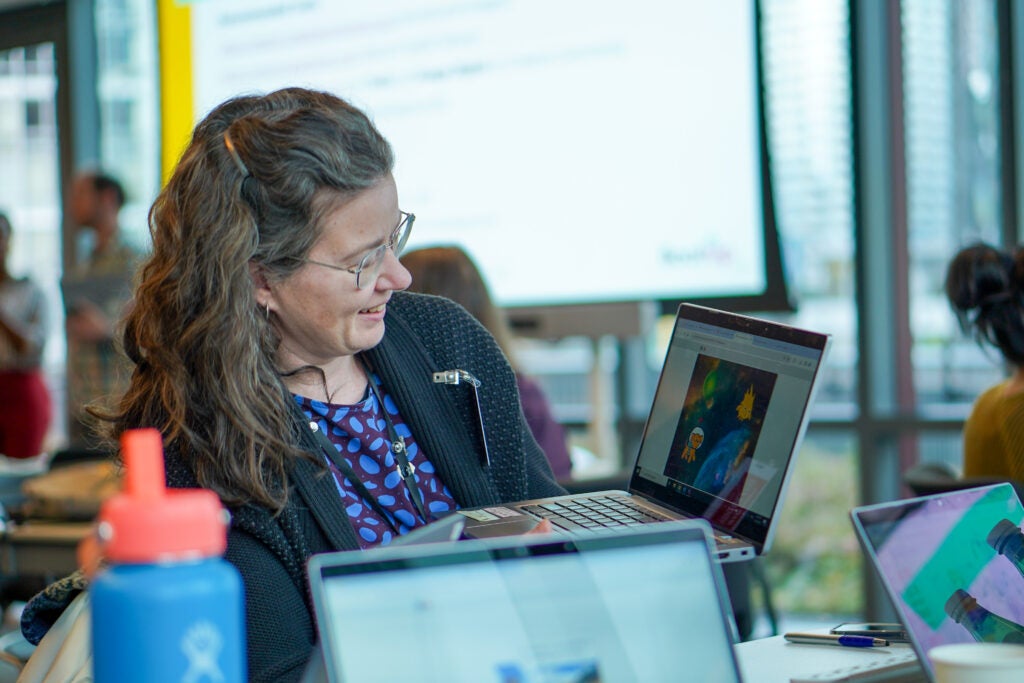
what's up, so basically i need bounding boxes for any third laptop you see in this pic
[851,483,1024,681]
[458,302,832,562]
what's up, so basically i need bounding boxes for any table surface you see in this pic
[735,634,926,683]
[4,521,91,543]
[0,520,90,577]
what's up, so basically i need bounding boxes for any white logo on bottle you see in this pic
[180,621,225,682]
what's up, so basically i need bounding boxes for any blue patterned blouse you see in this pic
[293,373,459,548]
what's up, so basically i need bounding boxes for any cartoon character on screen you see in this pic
[737,383,756,422]
[694,424,755,497]
[681,427,705,463]
[677,363,732,464]
[668,357,776,492]
[693,384,762,497]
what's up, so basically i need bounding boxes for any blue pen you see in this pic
[784,632,890,648]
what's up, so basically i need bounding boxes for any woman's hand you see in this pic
[525,518,554,535]
[77,528,104,580]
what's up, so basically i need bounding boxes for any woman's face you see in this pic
[266,174,412,369]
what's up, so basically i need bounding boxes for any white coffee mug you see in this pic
[929,642,1024,683]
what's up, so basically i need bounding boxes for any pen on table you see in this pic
[784,632,890,648]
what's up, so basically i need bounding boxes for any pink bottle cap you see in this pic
[97,428,227,563]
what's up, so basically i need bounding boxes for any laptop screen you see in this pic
[851,484,1024,679]
[308,522,742,683]
[631,303,830,551]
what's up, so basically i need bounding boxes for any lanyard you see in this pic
[300,364,432,535]
[307,420,406,535]
[360,359,432,528]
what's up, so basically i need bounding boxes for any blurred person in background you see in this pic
[63,170,142,449]
[0,212,52,459]
[945,241,1024,482]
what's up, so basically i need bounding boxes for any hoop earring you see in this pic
[265,302,271,320]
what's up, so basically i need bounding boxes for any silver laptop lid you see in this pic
[630,303,831,554]
[851,483,1024,681]
[307,520,743,683]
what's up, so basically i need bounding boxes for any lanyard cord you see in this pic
[359,357,432,527]
[306,420,404,535]
[297,361,432,535]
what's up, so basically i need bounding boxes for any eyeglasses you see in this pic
[300,211,414,289]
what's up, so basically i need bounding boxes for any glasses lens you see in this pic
[355,244,387,289]
[394,213,414,256]
[355,213,414,289]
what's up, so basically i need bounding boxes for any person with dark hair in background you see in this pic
[402,245,574,480]
[945,242,1024,482]
[23,87,562,682]
[63,170,142,448]
[0,212,52,459]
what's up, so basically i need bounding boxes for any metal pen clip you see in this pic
[432,369,482,388]
[432,369,490,467]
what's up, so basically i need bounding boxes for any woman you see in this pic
[401,245,574,479]
[0,211,52,459]
[23,88,562,682]
[946,241,1024,482]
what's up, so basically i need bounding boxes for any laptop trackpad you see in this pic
[458,508,540,538]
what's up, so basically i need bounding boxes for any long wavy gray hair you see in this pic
[99,87,394,511]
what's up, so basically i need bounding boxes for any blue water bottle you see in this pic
[90,428,246,682]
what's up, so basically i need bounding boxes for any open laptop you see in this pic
[459,303,831,562]
[306,520,743,683]
[851,483,1024,681]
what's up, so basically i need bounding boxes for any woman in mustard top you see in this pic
[946,242,1024,482]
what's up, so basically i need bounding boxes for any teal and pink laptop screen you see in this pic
[853,483,1024,675]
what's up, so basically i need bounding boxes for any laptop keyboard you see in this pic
[522,495,673,532]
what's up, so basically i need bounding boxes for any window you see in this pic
[95,0,158,251]
[759,0,860,619]
[903,0,1004,420]
[761,0,857,416]
[24,99,55,136]
[23,42,53,75]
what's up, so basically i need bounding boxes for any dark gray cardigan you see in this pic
[196,292,564,681]
[24,292,564,682]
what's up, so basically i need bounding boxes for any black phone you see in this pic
[830,622,909,643]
